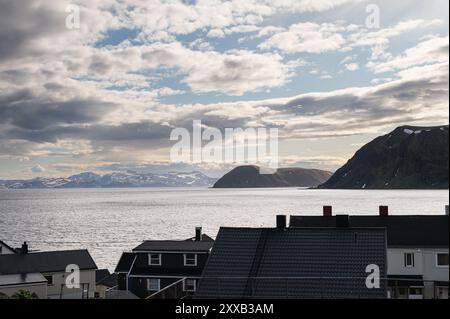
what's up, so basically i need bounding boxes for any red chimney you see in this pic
[379,206,389,217]
[323,206,332,217]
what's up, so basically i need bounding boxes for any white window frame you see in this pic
[183,279,197,292]
[148,253,162,266]
[404,252,415,268]
[184,253,198,267]
[436,253,449,268]
[147,278,161,292]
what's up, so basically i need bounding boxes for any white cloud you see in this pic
[345,63,360,71]
[259,22,346,54]
[367,36,449,73]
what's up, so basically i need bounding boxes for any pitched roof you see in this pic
[96,269,118,287]
[115,252,136,273]
[0,273,47,287]
[0,250,97,275]
[290,215,449,248]
[195,227,387,299]
[185,234,215,242]
[0,240,17,253]
[132,240,214,252]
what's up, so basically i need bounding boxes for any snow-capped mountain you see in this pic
[0,171,217,189]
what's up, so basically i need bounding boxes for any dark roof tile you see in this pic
[0,250,97,275]
[290,215,449,247]
[195,227,387,299]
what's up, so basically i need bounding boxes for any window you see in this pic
[44,275,54,285]
[148,253,162,266]
[183,279,197,292]
[81,283,89,299]
[184,254,197,267]
[404,253,415,267]
[437,253,449,267]
[147,278,160,292]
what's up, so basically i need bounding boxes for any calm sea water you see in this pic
[0,188,448,270]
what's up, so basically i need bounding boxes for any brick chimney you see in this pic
[323,206,332,217]
[379,206,389,217]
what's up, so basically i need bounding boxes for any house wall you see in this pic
[95,284,109,299]
[131,252,209,276]
[119,251,209,298]
[44,270,96,299]
[0,283,47,299]
[388,247,449,299]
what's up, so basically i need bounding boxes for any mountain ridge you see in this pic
[319,125,449,189]
[0,171,217,189]
[213,165,332,188]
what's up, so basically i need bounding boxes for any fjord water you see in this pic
[0,188,448,270]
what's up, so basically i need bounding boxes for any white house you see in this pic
[0,242,98,299]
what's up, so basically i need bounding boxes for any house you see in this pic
[95,269,118,299]
[0,242,98,299]
[0,240,17,255]
[194,216,388,299]
[0,273,48,299]
[290,206,449,299]
[115,228,214,299]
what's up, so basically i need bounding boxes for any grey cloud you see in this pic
[0,0,66,61]
[0,89,117,130]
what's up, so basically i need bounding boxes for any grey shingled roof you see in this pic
[132,240,214,252]
[195,227,387,299]
[0,250,97,275]
[290,215,449,248]
[0,273,47,287]
[114,252,136,273]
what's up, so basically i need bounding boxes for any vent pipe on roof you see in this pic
[276,215,287,229]
[323,206,332,217]
[379,206,389,217]
[21,242,28,254]
[195,227,202,241]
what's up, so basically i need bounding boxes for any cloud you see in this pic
[367,36,449,73]
[345,63,360,71]
[30,164,45,174]
[259,22,346,54]
[140,42,292,95]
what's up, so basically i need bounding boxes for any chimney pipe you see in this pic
[21,242,28,254]
[323,206,332,217]
[336,215,349,228]
[276,215,287,229]
[379,206,389,217]
[195,227,202,241]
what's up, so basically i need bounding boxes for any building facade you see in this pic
[115,228,214,299]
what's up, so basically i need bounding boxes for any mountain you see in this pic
[320,125,449,189]
[0,171,217,189]
[213,165,332,188]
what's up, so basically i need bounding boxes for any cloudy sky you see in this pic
[0,0,448,179]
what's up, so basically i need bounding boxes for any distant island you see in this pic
[213,166,332,188]
[0,171,217,189]
[320,125,449,189]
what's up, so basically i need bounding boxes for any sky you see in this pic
[0,0,449,179]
